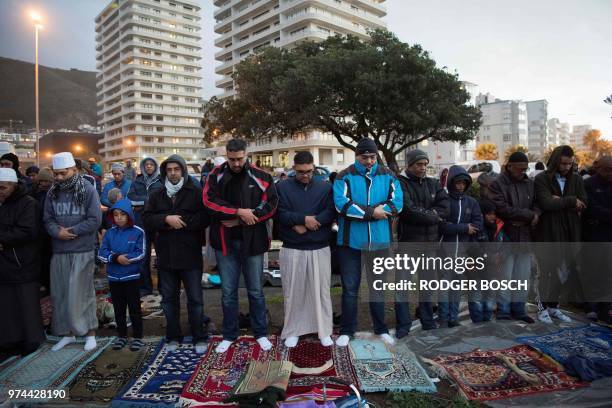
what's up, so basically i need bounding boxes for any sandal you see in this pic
[130,339,145,352]
[112,337,128,350]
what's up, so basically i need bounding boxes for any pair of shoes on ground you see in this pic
[165,340,208,354]
[214,336,273,353]
[112,337,146,352]
[51,336,97,352]
[538,308,572,324]
[283,336,334,348]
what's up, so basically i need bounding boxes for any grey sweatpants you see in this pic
[51,251,98,336]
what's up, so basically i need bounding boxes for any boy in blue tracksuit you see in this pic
[98,198,145,351]
[439,165,483,327]
[333,138,404,347]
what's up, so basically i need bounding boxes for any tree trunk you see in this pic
[382,148,400,175]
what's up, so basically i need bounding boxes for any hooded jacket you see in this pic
[440,165,483,243]
[0,182,40,284]
[534,146,587,242]
[143,154,209,270]
[397,170,449,242]
[489,169,540,242]
[101,175,132,208]
[203,160,277,256]
[127,158,163,226]
[333,161,403,250]
[97,199,145,282]
[1,153,32,193]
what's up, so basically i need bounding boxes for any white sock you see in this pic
[380,333,396,346]
[257,337,273,351]
[84,336,97,351]
[284,336,299,348]
[320,336,333,347]
[335,335,350,347]
[195,342,207,354]
[215,340,233,353]
[52,336,76,351]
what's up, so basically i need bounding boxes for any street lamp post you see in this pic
[32,12,42,166]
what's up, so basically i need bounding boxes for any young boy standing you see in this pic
[98,198,146,351]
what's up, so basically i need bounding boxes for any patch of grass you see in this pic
[384,392,482,408]
[331,287,342,296]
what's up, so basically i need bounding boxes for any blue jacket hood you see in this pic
[354,160,378,176]
[447,165,472,193]
[108,198,136,227]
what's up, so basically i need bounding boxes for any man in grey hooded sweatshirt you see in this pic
[44,152,102,351]
[128,157,162,296]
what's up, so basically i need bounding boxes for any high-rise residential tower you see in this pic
[96,0,203,166]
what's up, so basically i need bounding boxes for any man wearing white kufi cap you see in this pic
[0,168,44,356]
[43,152,102,351]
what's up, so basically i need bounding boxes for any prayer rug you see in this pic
[112,341,203,408]
[349,340,436,393]
[429,345,588,401]
[0,337,113,404]
[178,336,281,407]
[277,336,360,395]
[40,296,53,327]
[232,360,293,395]
[516,325,612,366]
[68,337,160,402]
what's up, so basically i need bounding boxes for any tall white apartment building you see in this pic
[96,0,203,166]
[547,118,571,147]
[213,0,387,170]
[525,100,548,158]
[475,98,528,161]
[570,124,592,151]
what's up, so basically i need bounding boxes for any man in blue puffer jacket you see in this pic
[333,138,405,347]
[98,198,145,351]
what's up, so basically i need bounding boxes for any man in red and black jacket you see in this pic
[203,138,278,353]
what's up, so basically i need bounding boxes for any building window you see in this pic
[337,149,344,164]
[156,115,164,121]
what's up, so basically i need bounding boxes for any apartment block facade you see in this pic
[213,0,386,171]
[570,124,592,151]
[475,98,528,160]
[96,0,203,166]
[525,99,548,158]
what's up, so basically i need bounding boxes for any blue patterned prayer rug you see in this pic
[349,340,436,393]
[516,325,612,366]
[111,340,203,408]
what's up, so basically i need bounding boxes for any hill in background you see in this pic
[0,57,97,130]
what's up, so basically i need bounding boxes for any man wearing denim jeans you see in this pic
[143,155,210,353]
[333,138,404,347]
[489,151,540,323]
[203,139,278,353]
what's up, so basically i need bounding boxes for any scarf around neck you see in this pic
[50,173,87,206]
[165,177,184,198]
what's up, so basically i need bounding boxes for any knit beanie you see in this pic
[37,168,54,183]
[405,149,429,167]
[508,151,528,163]
[355,138,378,155]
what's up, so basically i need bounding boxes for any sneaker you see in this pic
[166,340,180,352]
[129,339,145,352]
[538,309,553,324]
[548,308,572,323]
[112,337,128,351]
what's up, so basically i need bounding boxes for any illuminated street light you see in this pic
[30,10,44,167]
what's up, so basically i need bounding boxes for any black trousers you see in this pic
[109,280,143,338]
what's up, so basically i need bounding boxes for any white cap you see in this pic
[214,156,226,167]
[52,152,76,170]
[0,168,18,183]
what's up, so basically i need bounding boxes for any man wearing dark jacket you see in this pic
[1,153,32,193]
[489,151,540,323]
[276,151,335,348]
[582,156,612,323]
[0,168,43,356]
[143,154,209,353]
[203,138,277,353]
[535,145,587,324]
[398,149,449,330]
[128,157,162,296]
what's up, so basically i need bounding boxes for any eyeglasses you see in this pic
[295,169,314,175]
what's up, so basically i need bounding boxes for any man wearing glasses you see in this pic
[276,151,336,348]
[203,139,278,353]
[333,138,404,347]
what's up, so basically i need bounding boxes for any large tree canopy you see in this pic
[202,29,482,172]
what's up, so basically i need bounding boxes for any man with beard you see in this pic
[44,152,101,351]
[0,168,43,356]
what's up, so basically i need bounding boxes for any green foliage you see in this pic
[202,30,481,172]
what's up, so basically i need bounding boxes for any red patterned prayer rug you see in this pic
[276,337,360,396]
[178,336,281,407]
[429,345,588,401]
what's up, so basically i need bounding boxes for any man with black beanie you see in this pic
[488,151,540,323]
[1,153,32,192]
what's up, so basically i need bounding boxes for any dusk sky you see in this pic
[1,0,610,136]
